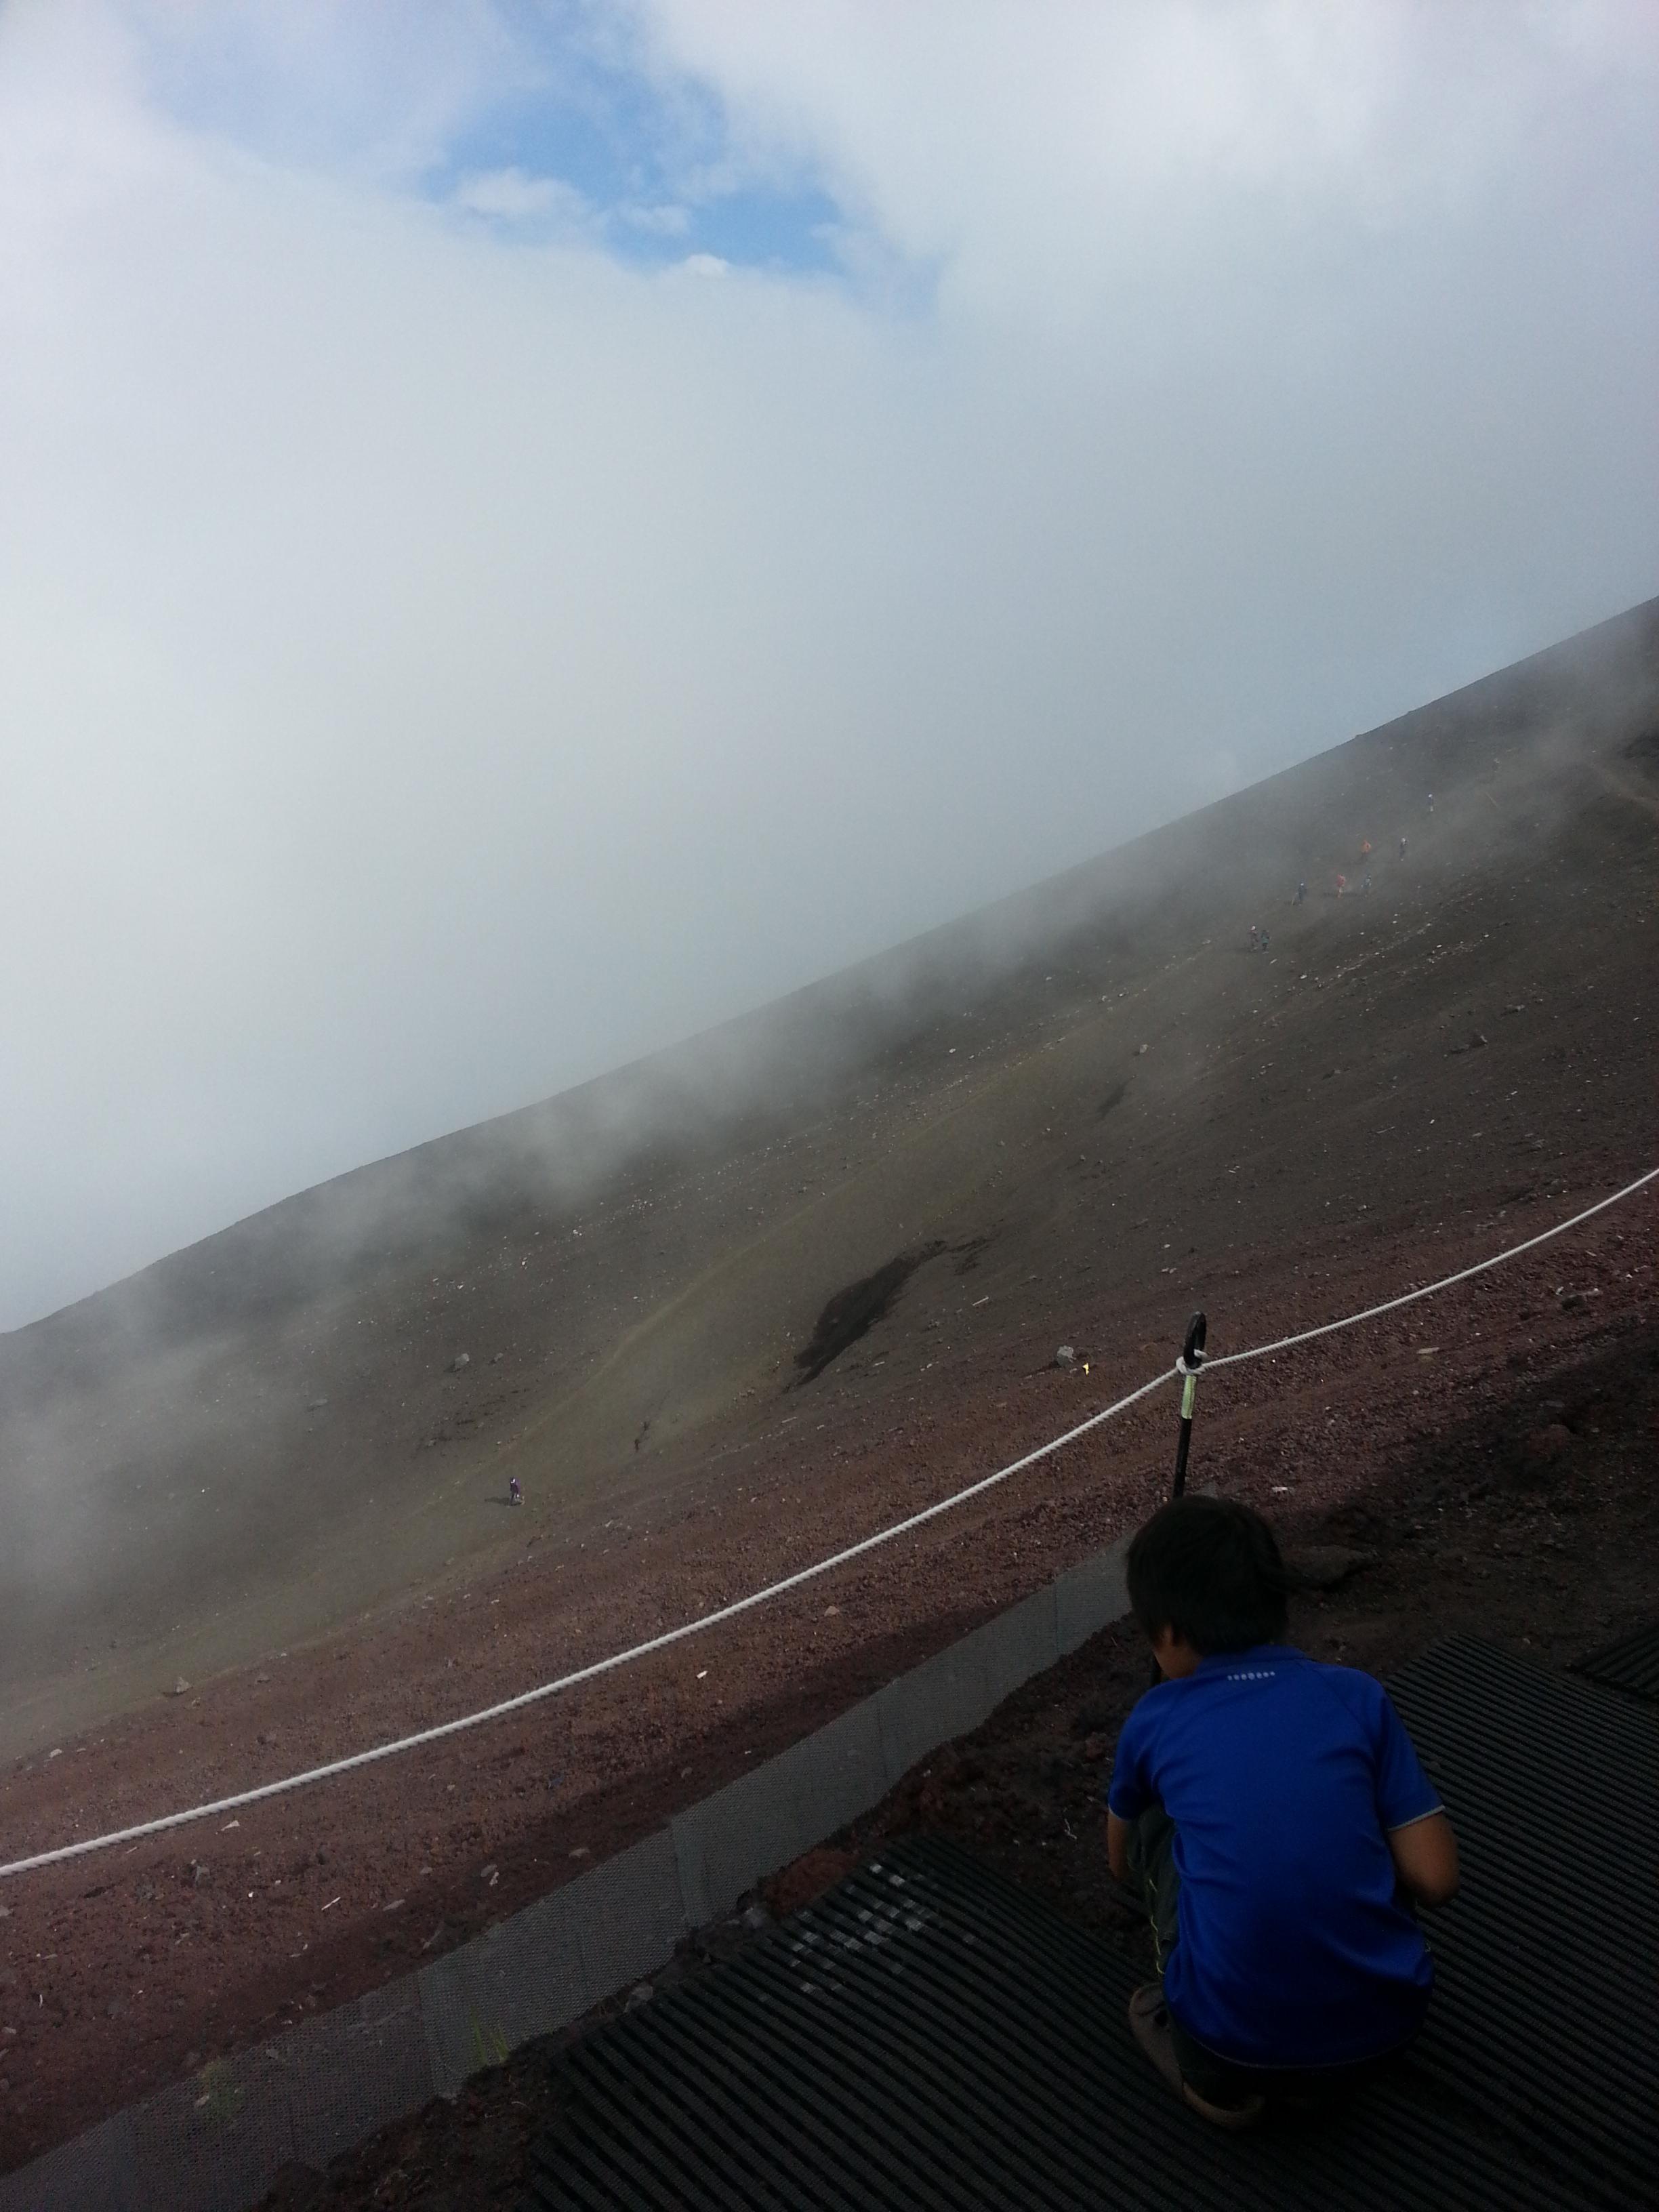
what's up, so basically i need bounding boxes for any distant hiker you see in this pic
[1398,835,1408,859]
[1334,872,1347,898]
[1361,877,1372,895]
[1426,792,1434,815]
[1248,923,1261,951]
[1258,930,1270,953]
[508,1476,523,1508]
[1294,880,1306,905]
[1359,840,1372,861]
[1108,1497,1458,2128]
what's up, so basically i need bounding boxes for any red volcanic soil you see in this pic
[1,599,1656,2177]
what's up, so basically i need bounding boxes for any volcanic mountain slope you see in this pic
[1,596,1655,1750]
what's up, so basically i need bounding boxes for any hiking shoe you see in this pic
[1128,1986,1265,2131]
[1181,2081,1265,2131]
[1127,1984,1185,2095]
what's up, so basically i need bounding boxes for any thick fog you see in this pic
[2,0,1656,1330]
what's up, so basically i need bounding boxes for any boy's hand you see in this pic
[1387,1811,1459,1906]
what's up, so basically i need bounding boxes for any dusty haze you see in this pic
[3,1,1657,1326]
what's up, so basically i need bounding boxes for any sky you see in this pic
[2,0,1656,1331]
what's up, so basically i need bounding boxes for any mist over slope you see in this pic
[2,594,1654,1725]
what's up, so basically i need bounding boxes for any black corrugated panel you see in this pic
[1573,1618,1659,1704]
[519,1832,1605,2211]
[1387,1637,1659,2210]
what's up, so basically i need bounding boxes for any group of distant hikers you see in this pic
[1252,806,1426,950]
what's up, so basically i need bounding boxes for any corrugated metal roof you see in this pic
[1573,1618,1659,1704]
[1387,1635,1659,2208]
[520,1626,1654,2212]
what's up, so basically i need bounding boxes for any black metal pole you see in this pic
[1151,1312,1207,1687]
[1170,1310,1208,1502]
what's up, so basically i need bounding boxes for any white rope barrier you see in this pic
[3,1163,1652,1879]
[1203,1164,1659,1370]
[0,1374,1174,1877]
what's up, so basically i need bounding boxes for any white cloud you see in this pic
[0,0,1656,1326]
[620,200,693,236]
[454,164,594,228]
[678,248,728,275]
[639,0,1659,316]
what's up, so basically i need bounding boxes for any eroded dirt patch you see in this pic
[793,1245,943,1382]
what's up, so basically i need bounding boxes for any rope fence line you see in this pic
[3,1164,1654,1881]
[1204,1164,1659,1368]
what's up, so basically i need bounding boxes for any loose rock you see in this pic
[1282,1545,1375,1593]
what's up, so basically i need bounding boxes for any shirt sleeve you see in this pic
[1105,1699,1154,1820]
[1372,1687,1443,1830]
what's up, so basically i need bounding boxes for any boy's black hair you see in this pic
[1126,1495,1289,1654]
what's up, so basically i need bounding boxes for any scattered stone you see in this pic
[1283,1544,1374,1592]
[823,1603,840,1617]
[1135,1042,1149,1056]
[47,1747,63,1759]
[382,1899,404,1914]
[625,1982,654,2011]
[255,1673,270,1685]
[1080,1734,1109,1763]
[169,1679,190,1698]
[480,1864,499,1886]
[190,1862,212,1888]
[568,1847,590,1861]
[491,1352,505,1364]
[306,1397,329,1412]
[1055,1345,1077,1368]
[1557,1287,1601,1311]
[449,1353,471,1373]
[741,1902,772,1933]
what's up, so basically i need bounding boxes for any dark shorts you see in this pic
[1126,1803,1414,2109]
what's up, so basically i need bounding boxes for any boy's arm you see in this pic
[1387,1809,1459,1906]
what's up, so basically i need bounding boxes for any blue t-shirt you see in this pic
[1106,1645,1441,2068]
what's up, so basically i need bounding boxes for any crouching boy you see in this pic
[1105,1496,1458,2127]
